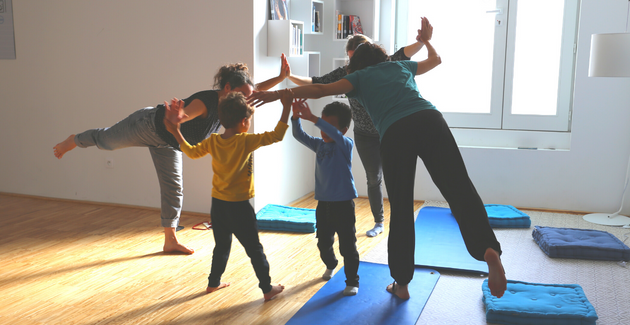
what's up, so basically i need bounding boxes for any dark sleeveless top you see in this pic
[154,90,221,151]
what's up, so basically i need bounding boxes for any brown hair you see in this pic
[345,34,373,53]
[346,43,389,74]
[322,101,352,130]
[218,92,255,129]
[213,63,254,90]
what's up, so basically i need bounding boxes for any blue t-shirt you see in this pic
[343,61,437,139]
[291,118,358,202]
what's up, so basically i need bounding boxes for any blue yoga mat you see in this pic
[286,262,440,325]
[414,206,488,275]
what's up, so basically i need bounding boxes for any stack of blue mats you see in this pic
[485,204,531,228]
[256,204,316,233]
[482,279,598,325]
[532,226,630,260]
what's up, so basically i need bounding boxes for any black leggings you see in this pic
[380,110,502,285]
[316,200,360,287]
[208,198,272,293]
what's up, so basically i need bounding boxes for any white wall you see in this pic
[1,0,630,217]
[252,0,316,212]
[0,1,255,213]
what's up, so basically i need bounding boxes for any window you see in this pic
[395,0,580,137]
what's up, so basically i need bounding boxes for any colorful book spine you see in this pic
[337,13,342,39]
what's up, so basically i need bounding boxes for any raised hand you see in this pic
[292,98,315,122]
[164,97,188,126]
[280,53,291,79]
[419,17,433,43]
[279,88,294,108]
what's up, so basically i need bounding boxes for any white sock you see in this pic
[322,268,334,280]
[343,286,359,296]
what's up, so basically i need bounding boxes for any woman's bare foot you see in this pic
[163,227,195,254]
[206,283,230,293]
[264,284,285,301]
[53,135,77,159]
[484,248,507,298]
[386,282,410,300]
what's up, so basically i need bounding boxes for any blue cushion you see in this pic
[533,226,630,261]
[485,204,531,228]
[482,279,598,325]
[256,204,316,233]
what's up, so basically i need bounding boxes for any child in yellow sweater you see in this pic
[164,89,293,301]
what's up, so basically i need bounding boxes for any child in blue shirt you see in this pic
[291,99,360,296]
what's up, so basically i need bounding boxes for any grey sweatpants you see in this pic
[74,107,183,228]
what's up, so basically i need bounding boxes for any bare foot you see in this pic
[163,227,195,254]
[484,248,507,298]
[264,284,285,301]
[54,135,77,159]
[163,242,195,254]
[386,282,410,300]
[206,283,230,293]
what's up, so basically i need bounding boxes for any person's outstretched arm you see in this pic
[248,79,354,107]
[288,73,313,86]
[256,53,291,91]
[415,18,441,76]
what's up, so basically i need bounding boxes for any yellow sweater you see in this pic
[179,121,288,202]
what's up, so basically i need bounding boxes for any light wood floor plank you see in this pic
[0,193,423,324]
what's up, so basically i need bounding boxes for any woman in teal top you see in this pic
[248,17,507,301]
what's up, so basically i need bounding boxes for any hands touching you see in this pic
[280,53,291,79]
[279,88,294,108]
[164,98,187,134]
[248,90,281,107]
[416,17,433,43]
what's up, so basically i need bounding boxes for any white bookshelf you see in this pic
[291,0,324,35]
[333,0,380,42]
[267,20,304,57]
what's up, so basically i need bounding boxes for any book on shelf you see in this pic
[337,12,342,39]
[350,15,363,35]
[311,4,316,32]
[270,0,289,20]
[314,11,320,32]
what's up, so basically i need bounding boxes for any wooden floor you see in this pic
[0,193,423,325]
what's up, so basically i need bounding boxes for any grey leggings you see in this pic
[74,107,184,228]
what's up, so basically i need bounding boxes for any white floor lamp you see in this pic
[584,9,630,227]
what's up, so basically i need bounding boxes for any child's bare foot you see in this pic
[264,284,285,301]
[484,247,507,298]
[206,283,230,293]
[386,282,410,300]
[163,227,195,254]
[53,135,77,159]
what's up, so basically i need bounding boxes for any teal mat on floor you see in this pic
[414,206,489,275]
[286,262,440,325]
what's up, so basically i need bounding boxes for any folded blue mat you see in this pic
[287,262,440,325]
[256,204,316,233]
[415,207,488,275]
[482,279,598,325]
[533,226,630,261]
[485,204,531,228]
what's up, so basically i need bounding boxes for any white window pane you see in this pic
[511,0,565,115]
[407,0,496,113]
